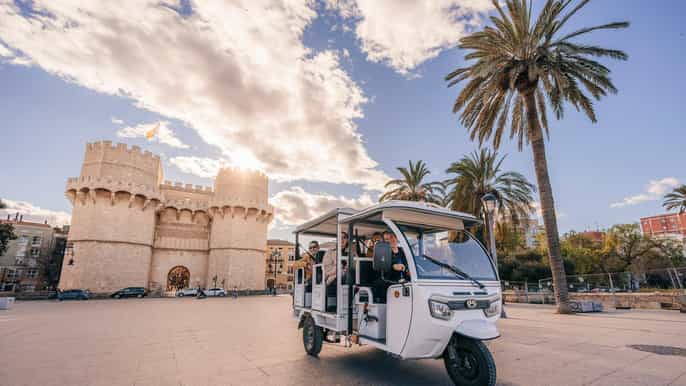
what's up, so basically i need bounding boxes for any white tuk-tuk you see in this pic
[292,201,501,385]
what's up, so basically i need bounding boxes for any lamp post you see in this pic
[482,192,506,318]
[270,249,281,296]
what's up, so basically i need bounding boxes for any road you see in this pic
[1,296,685,385]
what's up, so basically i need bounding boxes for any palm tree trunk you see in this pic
[523,92,573,314]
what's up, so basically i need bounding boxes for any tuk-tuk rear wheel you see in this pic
[302,315,323,356]
[443,335,496,386]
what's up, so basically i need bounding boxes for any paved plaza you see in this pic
[1,296,686,386]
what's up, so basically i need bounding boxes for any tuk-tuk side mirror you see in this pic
[373,241,392,273]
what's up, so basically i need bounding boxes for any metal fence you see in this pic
[536,266,686,294]
[502,267,686,306]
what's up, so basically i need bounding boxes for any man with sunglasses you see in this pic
[293,240,319,291]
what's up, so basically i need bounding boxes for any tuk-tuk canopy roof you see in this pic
[294,207,357,236]
[294,201,481,236]
[341,201,481,231]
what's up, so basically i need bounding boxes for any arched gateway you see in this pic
[167,266,190,291]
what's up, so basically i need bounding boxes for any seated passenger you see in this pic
[323,232,356,292]
[365,232,383,257]
[293,241,319,291]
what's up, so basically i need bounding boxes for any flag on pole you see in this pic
[145,122,160,139]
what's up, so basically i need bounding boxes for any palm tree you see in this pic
[445,149,535,222]
[432,187,453,208]
[663,185,686,214]
[445,148,535,250]
[380,160,444,203]
[445,0,628,313]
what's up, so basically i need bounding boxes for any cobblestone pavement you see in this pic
[1,297,686,386]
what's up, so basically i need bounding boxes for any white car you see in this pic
[203,288,227,297]
[176,288,199,297]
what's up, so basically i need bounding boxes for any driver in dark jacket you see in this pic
[383,231,409,282]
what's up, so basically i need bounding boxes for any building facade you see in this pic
[0,218,68,292]
[640,213,686,243]
[264,239,295,291]
[58,141,273,294]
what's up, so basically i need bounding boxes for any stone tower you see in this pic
[61,142,162,292]
[207,168,272,290]
[59,140,273,295]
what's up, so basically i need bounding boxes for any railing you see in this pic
[502,267,686,309]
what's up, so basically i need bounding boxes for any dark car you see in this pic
[58,289,91,301]
[111,287,147,299]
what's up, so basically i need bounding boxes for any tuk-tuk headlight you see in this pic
[484,298,500,317]
[429,300,452,320]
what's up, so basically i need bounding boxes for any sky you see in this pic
[0,0,684,241]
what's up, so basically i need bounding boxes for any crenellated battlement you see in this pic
[160,180,213,194]
[80,141,163,187]
[85,141,161,162]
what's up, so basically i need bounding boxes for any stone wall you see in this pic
[504,290,686,310]
[149,249,208,293]
[59,241,152,293]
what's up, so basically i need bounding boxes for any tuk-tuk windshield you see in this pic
[399,227,497,281]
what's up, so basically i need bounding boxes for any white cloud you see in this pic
[270,186,374,226]
[169,156,224,179]
[111,117,124,125]
[0,199,71,226]
[117,121,189,149]
[326,0,491,75]
[610,177,680,208]
[0,0,389,191]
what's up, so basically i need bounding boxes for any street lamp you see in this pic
[482,192,506,318]
[270,249,281,296]
[481,192,498,262]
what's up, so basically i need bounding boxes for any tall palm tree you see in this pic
[380,160,444,203]
[445,149,535,250]
[445,0,628,313]
[663,185,686,214]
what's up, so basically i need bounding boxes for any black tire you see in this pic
[178,293,184,297]
[137,294,143,298]
[114,294,121,299]
[302,315,323,356]
[444,335,496,386]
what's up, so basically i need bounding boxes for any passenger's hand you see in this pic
[392,263,405,272]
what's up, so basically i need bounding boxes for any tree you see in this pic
[663,185,686,214]
[445,0,628,313]
[445,148,536,224]
[0,224,17,256]
[495,219,526,256]
[603,224,656,270]
[380,160,444,203]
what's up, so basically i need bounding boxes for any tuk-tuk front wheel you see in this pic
[302,315,323,356]
[444,335,496,386]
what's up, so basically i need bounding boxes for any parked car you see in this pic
[176,288,199,297]
[203,288,227,297]
[111,287,147,299]
[58,289,91,301]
